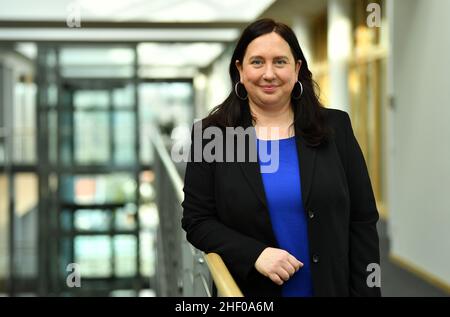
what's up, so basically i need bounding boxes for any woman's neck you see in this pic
[249,100,295,139]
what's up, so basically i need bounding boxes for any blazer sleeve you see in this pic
[341,112,382,297]
[181,125,268,281]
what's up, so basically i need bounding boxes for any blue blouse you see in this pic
[256,136,314,297]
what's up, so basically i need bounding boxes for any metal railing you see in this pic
[150,128,243,297]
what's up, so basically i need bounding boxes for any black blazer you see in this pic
[181,108,381,297]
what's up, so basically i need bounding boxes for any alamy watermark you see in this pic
[366,263,381,288]
[66,263,81,288]
[171,121,281,173]
[66,1,81,28]
[65,3,380,29]
[367,3,381,28]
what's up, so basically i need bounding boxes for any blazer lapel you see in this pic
[236,134,317,209]
[236,125,268,208]
[235,110,317,209]
[239,159,268,208]
[235,112,269,208]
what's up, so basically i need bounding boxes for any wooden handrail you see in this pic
[205,253,244,297]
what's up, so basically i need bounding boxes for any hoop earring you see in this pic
[234,82,248,100]
[292,80,303,100]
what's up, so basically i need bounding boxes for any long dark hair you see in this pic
[203,18,329,147]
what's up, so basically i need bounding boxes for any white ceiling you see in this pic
[55,43,224,67]
[0,0,275,22]
[138,43,224,67]
[1,0,328,74]
[0,28,240,42]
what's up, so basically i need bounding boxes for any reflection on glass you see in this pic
[47,110,57,165]
[38,83,58,107]
[140,231,155,277]
[59,237,73,279]
[138,203,158,230]
[75,112,109,164]
[60,47,134,79]
[14,173,38,216]
[46,49,57,68]
[62,66,134,78]
[60,47,134,66]
[139,82,192,130]
[75,236,111,277]
[114,112,135,165]
[139,82,194,164]
[60,111,73,165]
[47,84,58,107]
[114,235,136,277]
[13,173,38,278]
[139,171,156,204]
[60,89,72,108]
[13,82,36,164]
[60,210,73,232]
[113,84,134,108]
[115,204,137,231]
[74,90,109,109]
[61,173,136,204]
[74,209,111,232]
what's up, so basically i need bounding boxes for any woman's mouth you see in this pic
[261,85,277,93]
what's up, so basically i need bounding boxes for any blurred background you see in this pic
[0,0,449,297]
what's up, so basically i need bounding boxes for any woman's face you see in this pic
[236,32,301,109]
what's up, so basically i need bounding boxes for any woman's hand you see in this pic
[254,247,303,285]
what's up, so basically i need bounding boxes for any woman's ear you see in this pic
[296,60,302,77]
[235,60,243,81]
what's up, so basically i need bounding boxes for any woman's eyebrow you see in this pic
[249,55,289,60]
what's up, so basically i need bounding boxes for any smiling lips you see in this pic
[261,85,277,93]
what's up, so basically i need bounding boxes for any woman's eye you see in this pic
[275,60,287,65]
[251,60,263,65]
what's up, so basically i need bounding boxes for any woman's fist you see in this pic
[254,247,303,285]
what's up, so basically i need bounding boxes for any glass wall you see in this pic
[31,44,194,296]
[1,41,194,296]
[13,173,38,289]
[13,82,36,164]
[0,49,38,295]
[139,82,193,165]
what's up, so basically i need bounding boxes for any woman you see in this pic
[181,18,381,297]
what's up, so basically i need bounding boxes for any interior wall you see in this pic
[389,0,450,287]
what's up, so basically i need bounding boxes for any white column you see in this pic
[327,0,352,112]
[292,17,312,66]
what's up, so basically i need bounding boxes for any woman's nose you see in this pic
[263,65,275,80]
